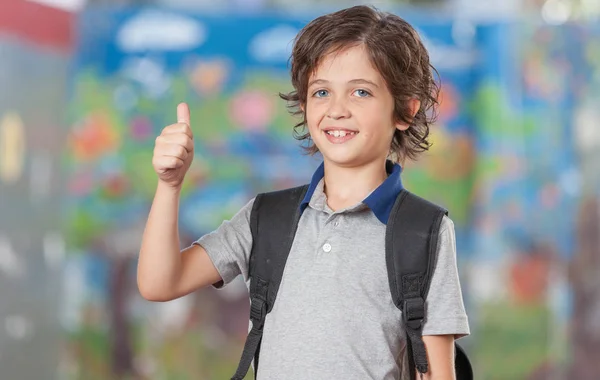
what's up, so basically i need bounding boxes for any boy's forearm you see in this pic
[420,335,456,380]
[137,181,183,300]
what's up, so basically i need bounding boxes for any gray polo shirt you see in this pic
[196,173,469,379]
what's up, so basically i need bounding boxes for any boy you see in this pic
[138,5,469,380]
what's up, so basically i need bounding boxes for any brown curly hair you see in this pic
[280,5,440,163]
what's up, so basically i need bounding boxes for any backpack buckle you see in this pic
[403,297,425,329]
[250,297,267,325]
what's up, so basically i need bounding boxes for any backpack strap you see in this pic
[386,189,447,377]
[231,184,309,380]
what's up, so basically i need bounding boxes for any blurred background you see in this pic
[1,0,600,379]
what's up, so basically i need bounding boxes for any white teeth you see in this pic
[326,130,355,137]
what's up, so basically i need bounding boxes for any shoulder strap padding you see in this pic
[386,189,447,308]
[249,184,309,312]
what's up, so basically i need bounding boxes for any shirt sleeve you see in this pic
[193,198,254,289]
[422,215,470,339]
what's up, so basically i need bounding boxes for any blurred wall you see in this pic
[0,1,73,379]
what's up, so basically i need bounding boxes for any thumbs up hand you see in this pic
[152,103,194,189]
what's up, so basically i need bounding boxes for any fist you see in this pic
[152,103,194,188]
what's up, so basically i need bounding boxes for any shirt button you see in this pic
[322,243,332,253]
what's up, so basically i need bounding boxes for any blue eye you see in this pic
[354,89,371,97]
[313,89,329,97]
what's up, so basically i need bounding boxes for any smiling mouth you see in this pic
[324,130,358,137]
[322,129,359,144]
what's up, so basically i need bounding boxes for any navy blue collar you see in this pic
[300,160,404,224]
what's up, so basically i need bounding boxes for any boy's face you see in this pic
[304,44,407,168]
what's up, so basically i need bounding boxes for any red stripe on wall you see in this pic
[0,0,74,52]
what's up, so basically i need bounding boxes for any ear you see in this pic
[395,98,421,131]
[300,102,305,113]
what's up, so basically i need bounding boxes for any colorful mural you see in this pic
[61,8,600,380]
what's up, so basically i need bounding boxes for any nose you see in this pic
[326,95,351,120]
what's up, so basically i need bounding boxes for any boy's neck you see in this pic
[322,159,388,211]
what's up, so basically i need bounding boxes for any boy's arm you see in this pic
[138,103,223,301]
[420,335,456,380]
[137,183,222,302]
[418,216,469,379]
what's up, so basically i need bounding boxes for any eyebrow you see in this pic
[308,78,380,88]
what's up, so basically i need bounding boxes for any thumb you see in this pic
[177,102,190,125]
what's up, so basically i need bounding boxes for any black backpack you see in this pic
[230,185,473,380]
